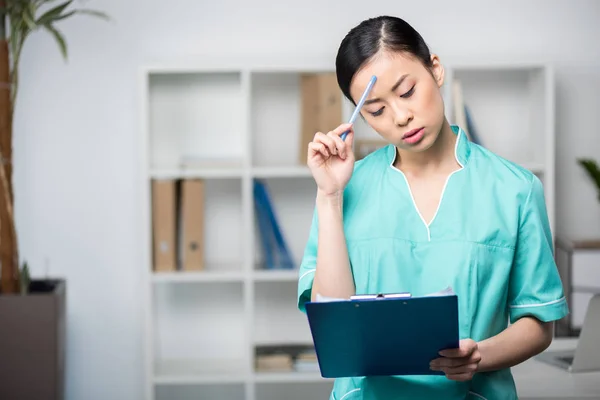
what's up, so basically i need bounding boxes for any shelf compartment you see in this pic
[148,71,245,170]
[253,177,316,270]
[250,72,304,168]
[253,281,313,345]
[449,66,551,169]
[155,383,245,400]
[251,71,352,168]
[150,178,245,274]
[152,282,247,382]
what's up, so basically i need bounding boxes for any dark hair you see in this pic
[335,16,433,104]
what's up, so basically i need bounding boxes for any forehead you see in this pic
[350,51,424,102]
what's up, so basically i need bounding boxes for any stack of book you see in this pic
[255,344,319,373]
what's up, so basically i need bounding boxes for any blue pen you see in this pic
[340,75,377,141]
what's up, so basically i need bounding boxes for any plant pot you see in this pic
[0,279,66,400]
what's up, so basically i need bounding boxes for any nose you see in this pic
[391,101,413,127]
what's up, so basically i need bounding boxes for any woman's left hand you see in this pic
[429,339,482,381]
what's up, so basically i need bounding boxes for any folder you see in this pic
[304,290,459,378]
[180,179,205,271]
[151,179,177,272]
[299,73,343,164]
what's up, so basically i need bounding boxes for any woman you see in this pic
[297,15,568,400]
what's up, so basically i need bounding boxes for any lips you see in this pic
[403,127,424,139]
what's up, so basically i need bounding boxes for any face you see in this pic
[349,50,446,152]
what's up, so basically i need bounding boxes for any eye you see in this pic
[400,85,415,98]
[370,107,384,117]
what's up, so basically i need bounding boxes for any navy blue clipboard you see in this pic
[305,294,459,378]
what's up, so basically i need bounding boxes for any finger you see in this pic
[327,131,347,159]
[308,141,329,159]
[330,122,353,137]
[439,340,477,358]
[439,362,478,375]
[445,372,474,382]
[430,357,467,369]
[432,349,481,368]
[314,132,338,156]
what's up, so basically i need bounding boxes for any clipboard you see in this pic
[304,292,459,378]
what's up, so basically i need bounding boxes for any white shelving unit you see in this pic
[138,57,555,400]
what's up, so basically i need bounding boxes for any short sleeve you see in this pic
[508,175,569,324]
[297,207,318,314]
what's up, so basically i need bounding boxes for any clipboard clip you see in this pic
[350,292,412,300]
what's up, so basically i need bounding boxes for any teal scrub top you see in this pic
[297,126,569,400]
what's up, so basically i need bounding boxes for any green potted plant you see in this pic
[578,158,600,203]
[0,1,108,399]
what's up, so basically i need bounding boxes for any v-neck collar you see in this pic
[384,125,470,241]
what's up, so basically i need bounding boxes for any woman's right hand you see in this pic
[307,123,355,197]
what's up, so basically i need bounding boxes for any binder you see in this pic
[299,73,342,164]
[305,292,459,378]
[151,179,177,272]
[253,179,295,269]
[180,179,205,271]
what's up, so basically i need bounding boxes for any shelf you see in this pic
[255,381,333,400]
[155,382,245,400]
[150,167,245,180]
[252,166,311,178]
[253,371,327,383]
[154,359,247,385]
[152,269,245,283]
[253,269,299,282]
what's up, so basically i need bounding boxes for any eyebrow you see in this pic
[363,74,408,105]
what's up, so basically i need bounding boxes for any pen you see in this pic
[340,75,377,141]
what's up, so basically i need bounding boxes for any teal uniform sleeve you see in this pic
[297,208,318,314]
[507,175,569,324]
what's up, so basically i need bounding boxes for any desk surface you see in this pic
[513,338,600,399]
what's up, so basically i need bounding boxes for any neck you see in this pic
[393,119,459,176]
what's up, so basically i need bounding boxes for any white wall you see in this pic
[12,0,600,399]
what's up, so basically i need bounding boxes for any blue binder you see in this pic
[253,179,295,269]
[305,293,459,378]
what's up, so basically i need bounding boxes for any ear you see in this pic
[430,54,445,88]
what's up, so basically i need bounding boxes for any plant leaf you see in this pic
[36,0,73,25]
[43,23,68,60]
[51,9,76,21]
[577,158,600,201]
[22,3,38,30]
[74,9,110,20]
